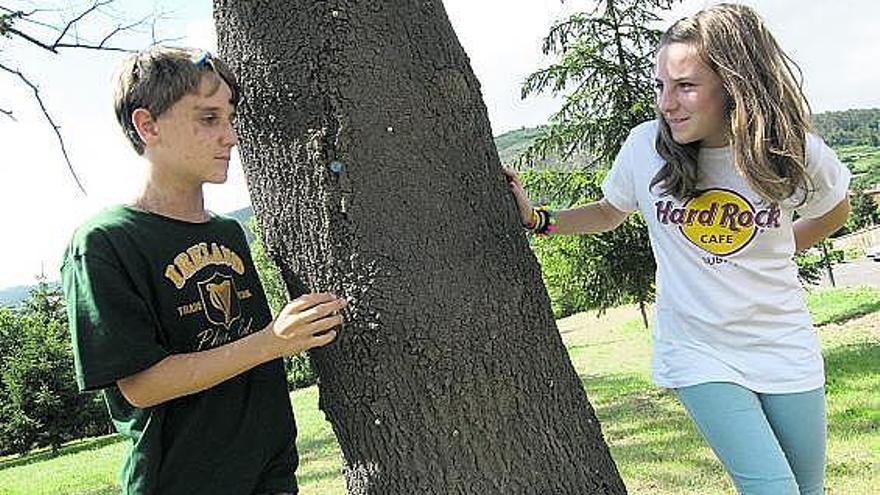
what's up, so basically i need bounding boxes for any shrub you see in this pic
[285,355,317,390]
[0,283,109,456]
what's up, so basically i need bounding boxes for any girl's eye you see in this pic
[202,115,218,124]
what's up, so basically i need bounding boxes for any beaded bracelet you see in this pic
[527,206,557,236]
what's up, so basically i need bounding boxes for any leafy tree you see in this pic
[813,108,880,147]
[515,0,679,326]
[0,282,108,455]
[521,0,678,167]
[795,240,844,288]
[522,169,655,326]
[847,188,880,231]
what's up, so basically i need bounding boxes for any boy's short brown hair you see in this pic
[113,47,240,154]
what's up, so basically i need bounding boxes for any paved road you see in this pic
[817,257,880,289]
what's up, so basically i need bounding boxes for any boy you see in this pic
[61,47,345,494]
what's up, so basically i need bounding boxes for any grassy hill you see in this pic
[838,145,880,190]
[495,127,545,163]
[494,126,591,170]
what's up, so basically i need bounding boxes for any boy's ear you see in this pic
[132,108,159,147]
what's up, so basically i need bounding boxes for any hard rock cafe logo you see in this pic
[197,272,242,329]
[655,188,780,256]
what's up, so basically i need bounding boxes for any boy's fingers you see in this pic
[311,330,337,348]
[308,314,343,334]
[297,299,346,325]
[286,292,337,314]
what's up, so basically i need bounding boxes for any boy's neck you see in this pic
[132,178,209,223]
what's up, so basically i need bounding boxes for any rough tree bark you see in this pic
[214,1,626,493]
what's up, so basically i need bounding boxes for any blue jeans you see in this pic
[675,382,826,495]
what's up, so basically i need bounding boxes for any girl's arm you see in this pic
[793,196,851,252]
[554,199,630,234]
[504,166,630,235]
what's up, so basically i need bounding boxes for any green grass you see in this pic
[806,286,880,326]
[0,435,124,495]
[837,144,880,189]
[1,288,878,494]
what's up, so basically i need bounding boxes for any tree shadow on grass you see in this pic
[296,432,345,487]
[297,431,341,456]
[297,464,346,488]
[823,342,880,437]
[816,299,880,326]
[581,373,730,492]
[0,434,122,471]
[72,486,119,495]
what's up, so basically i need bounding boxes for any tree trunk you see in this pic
[214,2,626,493]
[639,300,649,330]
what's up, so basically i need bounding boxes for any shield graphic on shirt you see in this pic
[197,272,242,330]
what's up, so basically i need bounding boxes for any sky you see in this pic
[1,0,879,289]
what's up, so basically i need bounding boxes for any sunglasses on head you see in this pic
[191,51,214,69]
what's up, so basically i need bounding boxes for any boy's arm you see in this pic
[117,293,344,409]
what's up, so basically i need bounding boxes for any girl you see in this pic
[505,4,850,494]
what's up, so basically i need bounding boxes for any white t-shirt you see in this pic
[601,120,851,393]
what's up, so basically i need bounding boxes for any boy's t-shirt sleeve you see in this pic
[795,134,851,219]
[62,232,169,392]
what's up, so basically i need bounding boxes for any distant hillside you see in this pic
[225,206,255,242]
[495,108,880,167]
[495,127,545,164]
[813,108,880,147]
[494,127,590,170]
[0,285,31,307]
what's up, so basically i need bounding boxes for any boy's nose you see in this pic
[223,123,238,147]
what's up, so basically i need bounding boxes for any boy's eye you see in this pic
[202,114,218,124]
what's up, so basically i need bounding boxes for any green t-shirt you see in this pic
[61,205,297,495]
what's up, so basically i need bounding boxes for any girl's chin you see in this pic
[670,132,698,145]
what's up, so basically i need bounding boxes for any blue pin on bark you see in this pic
[329,160,344,175]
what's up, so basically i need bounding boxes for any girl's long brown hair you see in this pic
[651,3,813,205]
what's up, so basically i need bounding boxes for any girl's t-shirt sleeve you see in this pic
[601,129,640,213]
[795,134,851,219]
